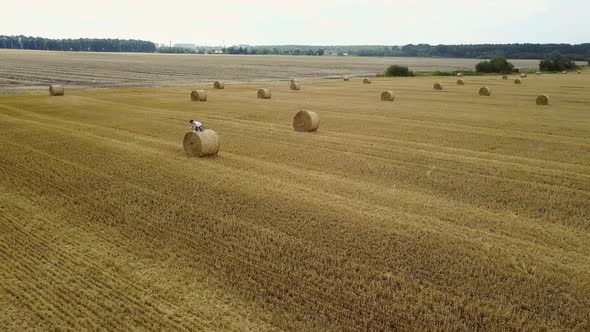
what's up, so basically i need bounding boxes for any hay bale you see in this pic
[502,75,508,80]
[290,78,298,84]
[191,90,207,101]
[479,87,492,96]
[514,79,522,84]
[520,73,528,78]
[183,130,220,157]
[381,91,395,101]
[562,71,568,74]
[257,88,272,99]
[293,111,320,132]
[536,71,541,75]
[457,73,464,77]
[343,76,350,81]
[536,95,550,106]
[433,83,443,90]
[363,78,372,84]
[214,81,224,89]
[456,79,465,85]
[578,70,582,74]
[49,85,64,96]
[290,82,301,91]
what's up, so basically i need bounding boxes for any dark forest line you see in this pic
[1,35,589,60]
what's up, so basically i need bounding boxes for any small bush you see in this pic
[475,56,515,74]
[539,52,578,71]
[385,65,414,77]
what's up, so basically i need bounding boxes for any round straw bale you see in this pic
[214,81,224,89]
[381,91,395,101]
[343,76,350,81]
[191,90,207,101]
[49,85,64,96]
[257,88,272,99]
[290,82,301,91]
[479,87,492,96]
[520,73,528,78]
[183,130,220,157]
[502,75,508,80]
[293,111,320,132]
[433,83,443,90]
[536,71,541,75]
[536,95,550,106]
[456,79,465,85]
[578,70,582,74]
[363,78,372,84]
[457,73,464,77]
[562,71,567,74]
[514,79,522,84]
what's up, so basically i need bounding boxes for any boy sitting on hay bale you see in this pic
[189,119,204,132]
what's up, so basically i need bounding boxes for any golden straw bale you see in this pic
[49,85,64,96]
[257,88,272,99]
[183,130,220,157]
[293,111,320,132]
[191,90,207,101]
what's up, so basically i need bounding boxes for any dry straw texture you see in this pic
[520,73,528,78]
[343,76,350,81]
[433,83,443,90]
[578,71,582,74]
[562,71,568,74]
[49,85,64,96]
[381,91,395,101]
[257,88,272,99]
[290,83,301,91]
[290,78,298,84]
[191,90,207,102]
[514,79,522,85]
[456,79,465,85]
[3,68,590,331]
[502,75,508,80]
[363,78,372,84]
[536,94,550,105]
[457,73,464,77]
[183,130,220,157]
[214,81,224,89]
[536,71,542,75]
[292,111,320,132]
[479,87,492,96]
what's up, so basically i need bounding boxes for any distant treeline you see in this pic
[0,35,156,53]
[250,44,590,60]
[2,35,589,61]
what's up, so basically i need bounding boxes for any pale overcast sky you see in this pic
[2,0,588,46]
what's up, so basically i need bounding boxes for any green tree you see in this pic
[539,52,577,71]
[385,65,414,77]
[476,56,514,73]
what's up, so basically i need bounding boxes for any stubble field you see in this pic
[0,61,589,330]
[0,49,546,94]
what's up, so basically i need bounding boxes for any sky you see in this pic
[2,0,589,46]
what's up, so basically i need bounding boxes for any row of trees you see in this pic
[342,44,590,61]
[384,52,581,76]
[1,36,589,62]
[222,46,325,56]
[0,35,156,53]
[475,52,580,74]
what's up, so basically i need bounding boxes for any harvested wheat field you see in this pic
[0,49,547,94]
[1,70,590,330]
